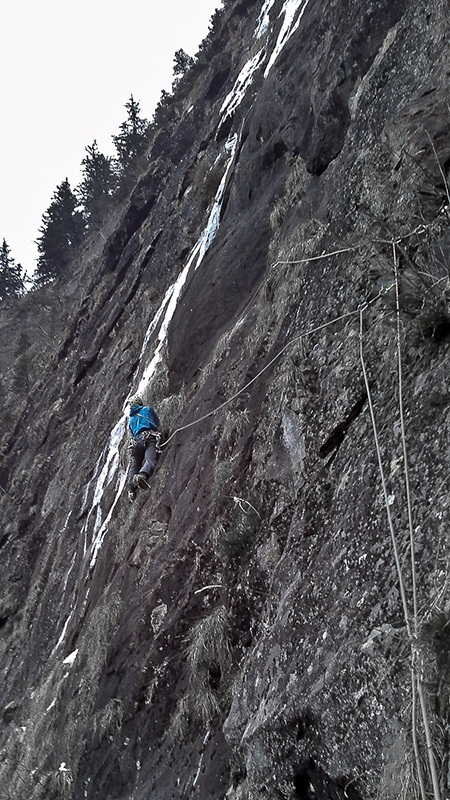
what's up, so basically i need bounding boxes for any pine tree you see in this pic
[172,49,195,92]
[173,48,194,77]
[34,179,85,285]
[0,239,25,300]
[153,89,173,127]
[112,96,150,195]
[76,140,117,230]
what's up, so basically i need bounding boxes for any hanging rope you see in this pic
[360,277,441,800]
[270,245,356,269]
[160,289,384,449]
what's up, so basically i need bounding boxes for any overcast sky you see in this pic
[0,0,222,274]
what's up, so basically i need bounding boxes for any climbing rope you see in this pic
[360,246,441,800]
[160,288,384,449]
[270,245,356,269]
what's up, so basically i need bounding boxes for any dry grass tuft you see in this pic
[93,698,124,740]
[185,605,231,722]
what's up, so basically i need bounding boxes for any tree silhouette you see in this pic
[173,48,194,77]
[172,49,195,92]
[34,179,85,285]
[153,89,174,127]
[173,48,194,76]
[77,140,117,230]
[0,239,25,300]
[112,96,150,195]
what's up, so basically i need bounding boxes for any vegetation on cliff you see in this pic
[1,2,450,799]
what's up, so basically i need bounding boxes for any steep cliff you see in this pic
[1,1,450,799]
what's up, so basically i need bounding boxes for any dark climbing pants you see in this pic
[127,437,158,489]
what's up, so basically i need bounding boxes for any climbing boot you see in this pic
[133,472,150,490]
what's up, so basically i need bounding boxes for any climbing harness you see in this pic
[142,429,162,452]
[128,429,162,452]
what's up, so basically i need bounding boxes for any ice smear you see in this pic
[220,0,311,123]
[133,135,238,401]
[62,552,77,596]
[220,50,264,122]
[219,1,310,123]
[53,135,239,654]
[138,291,171,361]
[92,418,126,515]
[134,134,238,400]
[196,133,238,265]
[255,0,277,37]
[264,0,310,77]
[80,456,101,516]
[134,246,203,401]
[51,610,75,657]
[193,729,210,787]
[52,422,127,653]
[50,551,78,657]
[86,135,240,573]
[89,469,127,569]
[62,511,72,531]
[78,416,126,561]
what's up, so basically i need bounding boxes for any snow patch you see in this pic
[134,133,239,398]
[89,469,127,569]
[92,418,126,520]
[220,50,264,122]
[51,610,75,657]
[195,133,238,265]
[61,552,76,596]
[255,0,277,37]
[62,649,78,666]
[193,729,210,788]
[264,0,310,77]
[86,135,241,574]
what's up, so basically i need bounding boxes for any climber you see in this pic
[126,396,160,502]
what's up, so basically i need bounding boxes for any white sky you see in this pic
[0,0,222,274]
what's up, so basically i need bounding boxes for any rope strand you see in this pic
[160,291,383,448]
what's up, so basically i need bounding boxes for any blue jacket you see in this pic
[128,404,160,440]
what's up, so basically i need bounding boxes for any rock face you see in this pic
[1,1,450,798]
